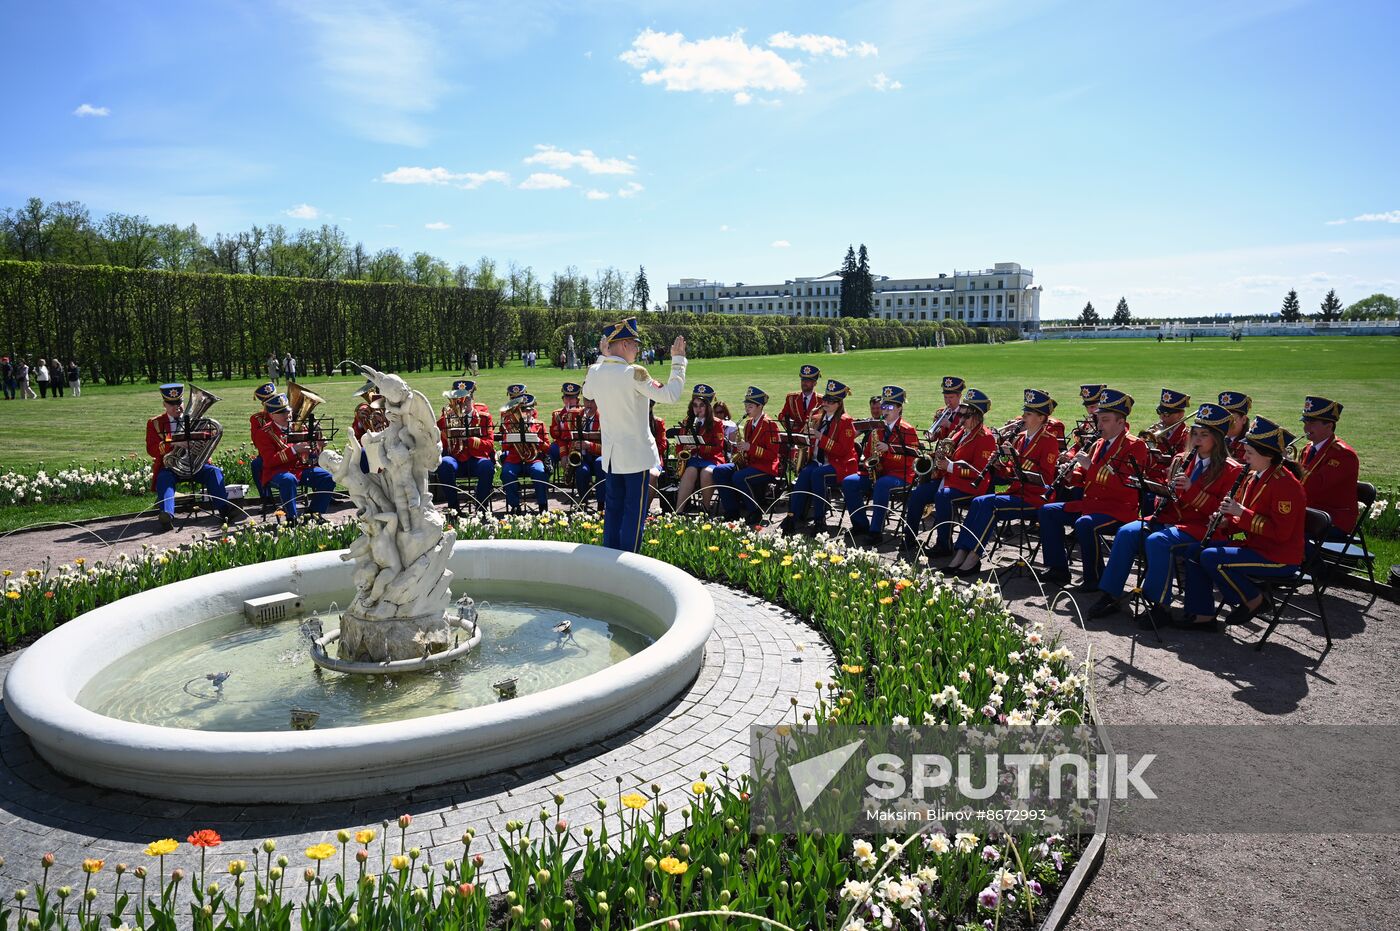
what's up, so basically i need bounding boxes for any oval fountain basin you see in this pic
[3,540,714,802]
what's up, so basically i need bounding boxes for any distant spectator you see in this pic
[267,352,280,384]
[468,351,479,377]
[35,359,50,398]
[18,358,35,399]
[285,353,298,384]
[67,360,81,397]
[48,359,65,397]
[1,356,13,400]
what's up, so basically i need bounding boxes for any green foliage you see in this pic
[1318,288,1343,321]
[1111,297,1131,325]
[1342,292,1399,321]
[1280,289,1302,322]
[1077,301,1098,325]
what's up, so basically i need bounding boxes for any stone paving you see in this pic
[0,583,833,902]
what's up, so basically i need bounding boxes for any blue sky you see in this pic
[3,0,1397,318]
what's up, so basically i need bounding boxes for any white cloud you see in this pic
[620,29,805,97]
[524,144,635,175]
[771,239,791,248]
[519,172,571,190]
[1330,247,1349,254]
[870,72,904,92]
[719,224,731,232]
[73,103,109,118]
[1324,218,1348,226]
[768,32,877,58]
[1353,210,1400,223]
[734,91,753,105]
[424,221,450,230]
[1048,285,1088,298]
[617,182,644,199]
[378,166,510,189]
[293,1,447,146]
[1229,274,1290,291]
[584,189,610,200]
[284,203,320,219]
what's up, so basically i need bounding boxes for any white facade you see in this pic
[666,262,1041,332]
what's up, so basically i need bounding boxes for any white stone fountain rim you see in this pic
[2,540,714,801]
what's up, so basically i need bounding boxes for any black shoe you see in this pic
[861,531,884,548]
[1138,603,1173,630]
[1087,594,1121,619]
[157,510,174,532]
[1169,616,1222,633]
[926,544,953,559]
[898,536,918,554]
[801,522,825,538]
[1225,595,1270,626]
[780,515,799,535]
[1074,579,1099,593]
[953,562,985,578]
[1041,567,1071,586]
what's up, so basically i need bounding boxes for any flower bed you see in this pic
[1,513,1089,929]
[0,446,259,510]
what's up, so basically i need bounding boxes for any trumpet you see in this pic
[995,418,1024,442]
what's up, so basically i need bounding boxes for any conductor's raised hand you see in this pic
[598,335,610,357]
[670,335,686,357]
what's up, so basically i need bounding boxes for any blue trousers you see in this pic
[250,455,264,495]
[1140,525,1202,607]
[603,470,651,552]
[712,464,775,520]
[791,462,837,523]
[1038,502,1122,585]
[956,493,1039,554]
[1099,520,1159,600]
[437,455,493,509]
[155,464,229,517]
[266,467,334,519]
[905,481,973,548]
[502,459,549,510]
[842,473,906,534]
[1184,545,1297,616]
[577,454,607,507]
[547,441,562,471]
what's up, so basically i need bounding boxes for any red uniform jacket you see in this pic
[813,413,859,479]
[684,418,726,464]
[146,413,182,489]
[1228,435,1249,463]
[439,403,495,461]
[1046,417,1066,441]
[578,408,602,457]
[1146,419,1191,483]
[501,418,548,466]
[1220,465,1307,565]
[1065,432,1150,524]
[550,405,582,453]
[779,391,821,431]
[1156,454,1245,541]
[998,427,1060,506]
[1299,436,1359,533]
[943,424,997,496]
[739,414,782,477]
[252,419,305,487]
[927,406,962,442]
[651,417,668,462]
[863,418,920,483]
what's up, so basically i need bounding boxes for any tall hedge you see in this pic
[0,261,1007,383]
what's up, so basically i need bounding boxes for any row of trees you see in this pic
[0,261,996,385]
[0,197,657,313]
[1280,288,1397,321]
[1075,297,1134,325]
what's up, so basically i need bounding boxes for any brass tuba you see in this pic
[286,383,328,464]
[164,385,224,480]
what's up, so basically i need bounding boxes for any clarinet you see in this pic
[1203,467,1250,542]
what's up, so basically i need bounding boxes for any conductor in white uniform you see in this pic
[582,318,688,551]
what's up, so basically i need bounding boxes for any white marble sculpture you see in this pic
[322,364,458,662]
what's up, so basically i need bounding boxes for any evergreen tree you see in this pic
[578,278,593,309]
[1078,301,1099,325]
[1111,296,1131,325]
[1318,288,1343,321]
[850,244,873,318]
[838,245,858,317]
[1280,288,1301,322]
[631,265,650,313]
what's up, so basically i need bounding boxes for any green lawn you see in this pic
[2,336,1398,486]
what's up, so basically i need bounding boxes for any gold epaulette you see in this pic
[632,365,651,382]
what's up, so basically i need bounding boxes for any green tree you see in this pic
[838,244,858,317]
[1078,301,1099,325]
[632,265,650,312]
[1111,296,1131,325]
[578,277,593,309]
[847,244,873,318]
[1280,288,1301,322]
[1318,288,1343,321]
[1343,292,1400,320]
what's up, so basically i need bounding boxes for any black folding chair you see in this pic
[1319,481,1378,585]
[1251,507,1334,656]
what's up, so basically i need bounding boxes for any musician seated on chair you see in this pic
[1037,388,1149,590]
[674,384,727,514]
[1144,388,1192,485]
[252,393,335,523]
[842,384,920,547]
[1298,395,1359,543]
[1088,402,1243,624]
[147,383,233,531]
[1180,416,1306,632]
[548,382,583,475]
[925,375,965,442]
[435,380,495,512]
[648,399,669,501]
[901,388,996,556]
[712,386,781,527]
[573,397,606,509]
[779,364,822,470]
[500,393,550,515]
[247,381,279,498]
[867,394,883,422]
[1217,390,1252,461]
[1052,384,1105,500]
[945,388,1061,576]
[783,379,858,537]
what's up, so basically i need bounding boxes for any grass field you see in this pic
[3,336,1397,485]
